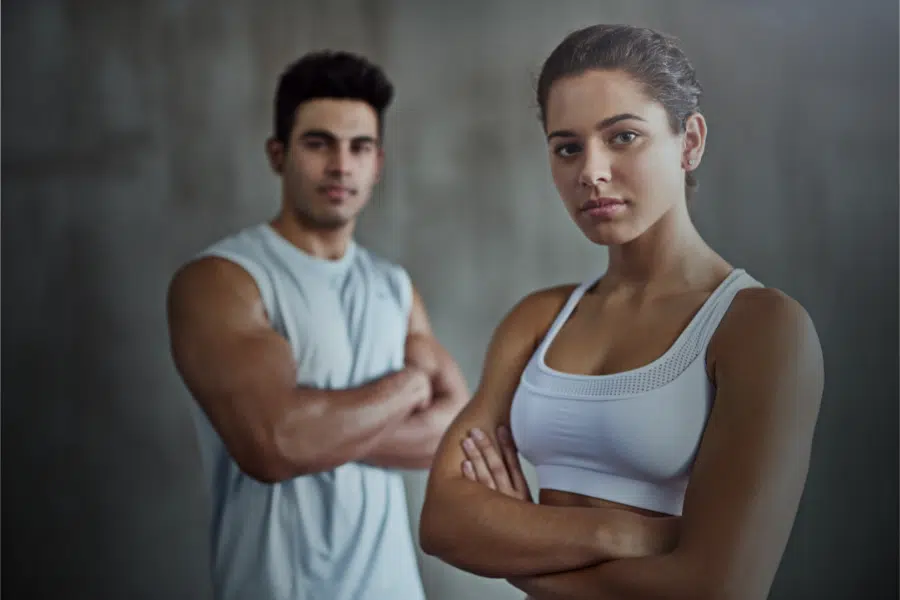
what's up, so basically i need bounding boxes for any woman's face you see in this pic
[544,69,703,246]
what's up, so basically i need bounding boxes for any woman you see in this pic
[419,24,824,600]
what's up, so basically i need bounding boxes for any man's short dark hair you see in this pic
[273,50,394,144]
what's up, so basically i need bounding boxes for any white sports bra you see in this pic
[509,269,762,515]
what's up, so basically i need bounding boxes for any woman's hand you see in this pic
[461,425,533,503]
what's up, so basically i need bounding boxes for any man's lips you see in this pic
[319,185,355,199]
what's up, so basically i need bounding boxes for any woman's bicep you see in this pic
[426,288,567,484]
[672,289,824,596]
[428,329,532,482]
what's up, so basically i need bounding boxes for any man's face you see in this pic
[270,98,383,230]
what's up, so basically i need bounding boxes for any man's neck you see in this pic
[269,214,355,261]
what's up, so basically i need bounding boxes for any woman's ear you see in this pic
[682,112,707,170]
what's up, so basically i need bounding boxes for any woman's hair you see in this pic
[536,24,703,195]
[273,50,394,145]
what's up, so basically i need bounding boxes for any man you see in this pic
[167,50,469,600]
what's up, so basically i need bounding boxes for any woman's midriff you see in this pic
[539,488,670,517]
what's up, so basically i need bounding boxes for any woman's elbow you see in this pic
[418,494,446,556]
[419,510,479,574]
[419,481,468,559]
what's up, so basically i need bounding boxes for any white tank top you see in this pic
[510,269,763,515]
[187,224,426,600]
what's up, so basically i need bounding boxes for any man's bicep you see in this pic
[407,285,433,337]
[167,259,297,461]
[405,284,466,393]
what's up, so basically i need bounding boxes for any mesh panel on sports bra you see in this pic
[522,270,758,399]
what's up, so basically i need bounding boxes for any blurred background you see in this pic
[3,1,897,599]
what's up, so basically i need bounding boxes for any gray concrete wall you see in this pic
[3,1,897,599]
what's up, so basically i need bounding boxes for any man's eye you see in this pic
[611,131,639,145]
[554,143,581,157]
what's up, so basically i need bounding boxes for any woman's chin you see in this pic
[579,223,640,247]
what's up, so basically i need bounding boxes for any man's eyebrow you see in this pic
[299,130,378,145]
[350,135,378,145]
[299,129,338,141]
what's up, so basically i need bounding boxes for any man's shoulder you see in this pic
[170,224,276,312]
[202,223,268,255]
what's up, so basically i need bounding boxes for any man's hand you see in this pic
[399,364,434,413]
[360,285,469,470]
[405,333,439,374]
[461,425,533,502]
[405,333,441,412]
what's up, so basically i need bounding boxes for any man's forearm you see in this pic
[267,369,423,479]
[363,393,464,469]
[365,333,470,469]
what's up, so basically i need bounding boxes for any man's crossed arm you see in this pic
[362,286,471,470]
[167,258,468,482]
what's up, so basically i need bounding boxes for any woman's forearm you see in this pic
[419,479,668,578]
[508,550,707,600]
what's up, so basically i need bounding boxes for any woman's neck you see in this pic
[602,203,728,296]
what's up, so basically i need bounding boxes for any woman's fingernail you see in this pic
[470,428,485,440]
[463,438,475,451]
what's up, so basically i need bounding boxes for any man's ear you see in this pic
[266,137,286,175]
[373,146,385,184]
